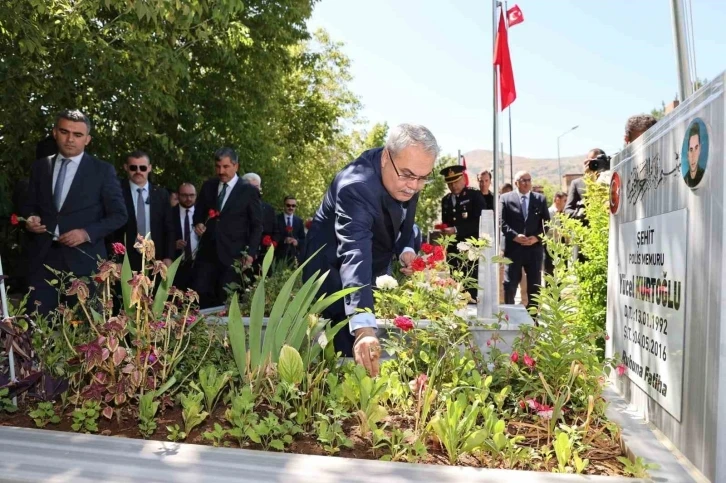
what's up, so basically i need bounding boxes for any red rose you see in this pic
[411,257,427,272]
[393,316,414,332]
[262,235,273,247]
[112,242,126,256]
[304,219,313,230]
[421,243,434,255]
[208,209,219,219]
[431,245,445,262]
[286,226,293,233]
[10,214,19,226]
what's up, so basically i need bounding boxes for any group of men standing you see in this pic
[21,109,306,314]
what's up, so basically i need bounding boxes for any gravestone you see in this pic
[606,73,725,482]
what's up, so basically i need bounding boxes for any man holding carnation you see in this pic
[303,124,438,376]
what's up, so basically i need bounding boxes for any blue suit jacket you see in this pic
[22,153,128,276]
[499,190,550,258]
[303,148,417,321]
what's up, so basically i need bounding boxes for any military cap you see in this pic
[440,165,465,183]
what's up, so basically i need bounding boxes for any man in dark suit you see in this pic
[565,148,607,224]
[112,151,175,271]
[304,123,439,376]
[22,109,128,314]
[172,182,199,290]
[500,170,550,312]
[240,173,280,266]
[276,195,305,264]
[440,165,489,300]
[193,148,263,308]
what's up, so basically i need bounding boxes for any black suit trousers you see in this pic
[504,244,544,311]
[28,244,94,315]
[193,259,240,309]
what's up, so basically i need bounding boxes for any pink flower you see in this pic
[605,334,610,340]
[486,339,492,347]
[510,351,519,363]
[393,316,414,332]
[536,405,554,420]
[112,242,126,255]
[616,363,627,376]
[408,374,428,396]
[524,354,536,368]
[504,314,509,321]
[185,315,197,326]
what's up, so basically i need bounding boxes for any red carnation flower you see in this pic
[431,245,445,262]
[524,354,536,368]
[393,316,414,332]
[411,257,427,272]
[304,219,313,230]
[272,241,278,248]
[112,242,126,256]
[10,214,20,226]
[286,226,293,233]
[208,209,220,219]
[510,351,519,363]
[433,223,448,230]
[421,243,434,255]
[262,235,273,247]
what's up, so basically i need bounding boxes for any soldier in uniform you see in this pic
[439,165,488,301]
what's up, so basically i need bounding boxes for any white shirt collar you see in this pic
[182,205,195,215]
[131,180,150,192]
[518,190,531,197]
[57,152,84,165]
[220,174,239,190]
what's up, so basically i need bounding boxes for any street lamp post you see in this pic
[557,125,579,186]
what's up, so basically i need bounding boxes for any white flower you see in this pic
[467,250,480,261]
[375,275,399,290]
[457,241,471,252]
[480,233,493,247]
[416,281,434,292]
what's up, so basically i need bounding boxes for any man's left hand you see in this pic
[527,236,539,245]
[163,258,172,267]
[399,251,415,276]
[57,229,89,247]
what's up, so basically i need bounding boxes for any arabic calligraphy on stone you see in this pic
[626,153,681,206]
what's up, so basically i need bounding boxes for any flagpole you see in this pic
[492,0,500,256]
[505,0,514,184]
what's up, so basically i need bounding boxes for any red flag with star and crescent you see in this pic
[493,10,516,110]
[507,5,524,27]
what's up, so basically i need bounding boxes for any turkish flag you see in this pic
[507,5,524,27]
[493,10,516,111]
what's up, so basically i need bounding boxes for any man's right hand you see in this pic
[26,216,47,234]
[175,239,187,250]
[514,234,528,245]
[353,327,381,377]
[194,223,206,237]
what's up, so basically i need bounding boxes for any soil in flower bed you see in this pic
[0,403,629,476]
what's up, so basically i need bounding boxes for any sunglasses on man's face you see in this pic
[286,203,297,208]
[128,165,149,172]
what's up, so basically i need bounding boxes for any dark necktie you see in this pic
[217,183,228,211]
[287,216,292,228]
[53,158,70,211]
[136,188,147,236]
[183,209,192,260]
[521,195,529,220]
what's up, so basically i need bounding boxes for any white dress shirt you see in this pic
[217,174,239,210]
[179,205,199,255]
[129,181,151,237]
[51,152,84,235]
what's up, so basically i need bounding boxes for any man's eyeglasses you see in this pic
[388,149,434,185]
[285,203,297,208]
[517,177,532,183]
[179,193,196,198]
[128,165,149,172]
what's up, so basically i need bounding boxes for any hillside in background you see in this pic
[462,149,586,187]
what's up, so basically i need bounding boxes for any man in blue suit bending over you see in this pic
[303,124,439,376]
[22,109,127,314]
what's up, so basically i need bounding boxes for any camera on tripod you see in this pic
[586,153,611,173]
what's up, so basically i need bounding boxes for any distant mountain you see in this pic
[462,149,586,188]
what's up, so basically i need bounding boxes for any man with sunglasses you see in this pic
[276,195,305,264]
[113,151,175,271]
[500,170,550,312]
[439,164,489,301]
[303,124,439,377]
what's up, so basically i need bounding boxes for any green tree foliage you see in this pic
[0,1,360,219]
[552,177,609,348]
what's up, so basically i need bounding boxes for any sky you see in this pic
[308,0,726,160]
